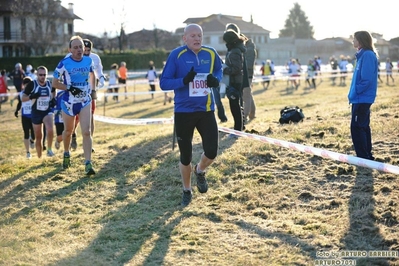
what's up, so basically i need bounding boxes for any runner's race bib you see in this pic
[189,73,211,97]
[72,89,89,103]
[22,102,32,115]
[36,96,50,111]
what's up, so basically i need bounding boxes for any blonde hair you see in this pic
[69,35,83,48]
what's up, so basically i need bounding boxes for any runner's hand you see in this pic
[98,76,106,88]
[68,86,83,96]
[206,74,219,88]
[183,67,197,85]
[29,91,41,99]
[49,98,56,108]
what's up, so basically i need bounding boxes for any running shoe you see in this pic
[55,141,60,150]
[26,152,31,159]
[71,135,77,151]
[63,155,71,169]
[47,150,55,157]
[181,190,192,206]
[194,164,208,193]
[85,162,95,175]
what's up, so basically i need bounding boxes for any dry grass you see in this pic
[1,76,399,266]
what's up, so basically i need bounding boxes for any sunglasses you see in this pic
[38,74,47,76]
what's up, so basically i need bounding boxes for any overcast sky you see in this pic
[63,0,398,40]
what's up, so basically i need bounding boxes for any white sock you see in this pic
[196,164,204,173]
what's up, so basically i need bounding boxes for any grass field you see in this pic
[1,75,399,266]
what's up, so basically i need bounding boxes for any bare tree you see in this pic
[8,0,72,56]
[153,24,160,49]
[109,2,128,52]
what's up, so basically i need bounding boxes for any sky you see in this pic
[62,0,398,41]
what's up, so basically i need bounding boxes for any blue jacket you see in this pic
[348,49,378,104]
[160,45,223,113]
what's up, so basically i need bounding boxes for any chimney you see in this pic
[68,3,74,16]
[55,0,62,12]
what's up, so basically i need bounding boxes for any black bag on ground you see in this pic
[279,106,305,124]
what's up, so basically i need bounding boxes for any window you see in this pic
[68,23,73,35]
[15,46,22,57]
[4,16,11,40]
[2,46,12,57]
[36,19,42,33]
[50,19,56,32]
[64,23,73,35]
[64,23,74,35]
[64,23,68,35]
[21,18,26,39]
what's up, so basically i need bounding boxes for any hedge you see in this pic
[1,49,169,73]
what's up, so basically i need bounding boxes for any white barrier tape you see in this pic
[0,90,172,97]
[91,114,399,174]
[218,127,399,175]
[253,72,352,82]
[253,70,399,83]
[93,114,174,125]
[101,90,173,96]
[0,92,19,97]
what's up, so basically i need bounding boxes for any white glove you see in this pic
[98,76,105,88]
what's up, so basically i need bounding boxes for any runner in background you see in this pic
[70,39,105,152]
[118,61,128,100]
[0,69,10,112]
[14,77,35,158]
[52,35,96,175]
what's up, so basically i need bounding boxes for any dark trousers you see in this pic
[212,87,227,122]
[350,103,374,160]
[22,116,35,140]
[175,111,219,165]
[228,83,243,131]
[306,77,316,88]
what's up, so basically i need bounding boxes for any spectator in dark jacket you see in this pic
[223,29,246,136]
[226,23,257,124]
[8,63,26,106]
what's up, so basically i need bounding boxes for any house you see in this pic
[177,14,271,58]
[0,0,81,57]
[110,29,181,52]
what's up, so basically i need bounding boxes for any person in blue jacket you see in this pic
[348,31,378,160]
[160,24,223,207]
